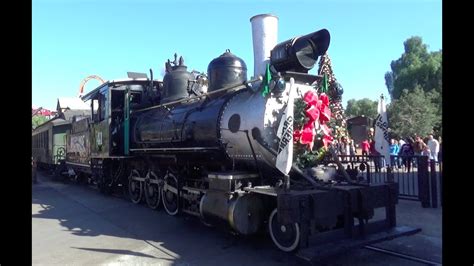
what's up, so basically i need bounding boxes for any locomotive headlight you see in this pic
[270,29,330,73]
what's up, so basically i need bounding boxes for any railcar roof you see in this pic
[32,109,91,132]
[32,117,70,133]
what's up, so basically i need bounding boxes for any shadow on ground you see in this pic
[32,171,298,265]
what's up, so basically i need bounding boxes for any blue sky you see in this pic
[33,0,442,111]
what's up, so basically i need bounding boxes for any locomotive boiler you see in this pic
[62,14,416,256]
[131,49,286,175]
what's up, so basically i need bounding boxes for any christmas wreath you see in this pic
[292,54,348,169]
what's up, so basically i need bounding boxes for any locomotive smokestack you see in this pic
[250,14,278,78]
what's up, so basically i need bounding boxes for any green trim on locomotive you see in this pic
[124,87,130,155]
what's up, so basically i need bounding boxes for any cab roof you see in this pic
[81,78,160,101]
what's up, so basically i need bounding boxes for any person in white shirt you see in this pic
[397,138,406,168]
[427,134,440,162]
[398,138,406,147]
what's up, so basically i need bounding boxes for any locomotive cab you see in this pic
[82,79,160,157]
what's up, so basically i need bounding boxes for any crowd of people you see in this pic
[333,134,441,173]
[389,134,441,172]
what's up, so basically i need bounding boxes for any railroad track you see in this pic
[364,245,441,265]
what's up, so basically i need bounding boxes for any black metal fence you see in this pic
[337,155,442,208]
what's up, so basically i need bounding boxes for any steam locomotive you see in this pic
[60,14,408,255]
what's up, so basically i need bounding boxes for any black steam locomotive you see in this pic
[61,24,410,256]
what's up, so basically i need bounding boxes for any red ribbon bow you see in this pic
[295,90,333,149]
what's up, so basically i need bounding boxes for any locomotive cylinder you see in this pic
[200,191,264,235]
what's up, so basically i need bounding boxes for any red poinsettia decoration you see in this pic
[294,90,333,149]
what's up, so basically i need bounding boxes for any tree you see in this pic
[387,87,440,138]
[345,98,378,119]
[385,37,442,100]
[429,89,442,136]
[32,115,48,129]
[385,36,442,136]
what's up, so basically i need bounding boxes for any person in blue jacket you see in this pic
[389,139,400,168]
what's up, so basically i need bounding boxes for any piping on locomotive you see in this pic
[61,14,418,255]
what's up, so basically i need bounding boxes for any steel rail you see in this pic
[364,245,441,265]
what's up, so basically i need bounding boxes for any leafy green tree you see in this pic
[385,36,442,136]
[387,87,440,138]
[385,37,442,100]
[32,115,48,129]
[429,89,442,136]
[345,98,378,119]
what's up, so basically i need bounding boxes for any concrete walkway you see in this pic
[33,171,442,265]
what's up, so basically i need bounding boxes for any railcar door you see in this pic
[110,88,125,156]
[90,85,111,158]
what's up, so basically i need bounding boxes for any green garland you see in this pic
[318,54,348,140]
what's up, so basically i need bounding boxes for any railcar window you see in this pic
[129,92,142,110]
[130,93,141,104]
[92,99,99,122]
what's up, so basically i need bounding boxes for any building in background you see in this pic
[347,115,373,149]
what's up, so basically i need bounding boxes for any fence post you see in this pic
[387,166,394,183]
[417,156,430,208]
[439,162,442,207]
[430,159,438,208]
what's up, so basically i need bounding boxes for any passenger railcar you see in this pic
[32,118,69,169]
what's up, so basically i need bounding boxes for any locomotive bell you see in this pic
[207,49,247,92]
[161,56,194,103]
